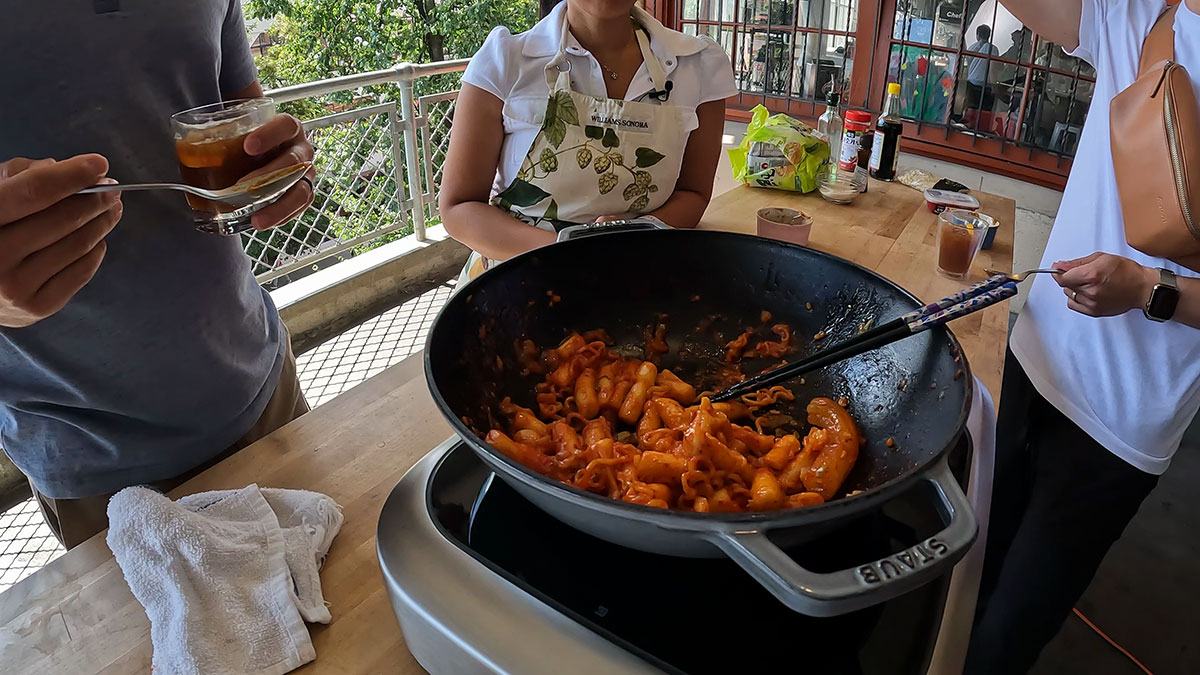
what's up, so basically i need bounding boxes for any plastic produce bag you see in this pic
[729,105,830,193]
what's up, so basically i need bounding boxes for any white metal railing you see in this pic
[249,59,468,285]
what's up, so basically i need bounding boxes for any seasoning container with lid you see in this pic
[838,110,873,173]
[816,91,843,157]
[924,188,980,214]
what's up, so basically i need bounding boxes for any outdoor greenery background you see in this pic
[241,0,538,281]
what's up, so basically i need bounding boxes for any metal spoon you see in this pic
[79,161,312,210]
[984,267,1063,282]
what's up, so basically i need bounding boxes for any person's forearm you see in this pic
[649,190,710,229]
[1164,272,1200,329]
[998,0,1081,52]
[442,201,556,260]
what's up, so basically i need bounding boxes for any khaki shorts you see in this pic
[31,335,309,550]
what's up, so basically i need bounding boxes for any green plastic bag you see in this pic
[728,105,830,193]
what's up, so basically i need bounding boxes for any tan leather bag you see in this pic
[1110,3,1200,270]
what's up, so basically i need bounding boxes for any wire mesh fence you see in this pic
[253,64,467,288]
[0,498,64,592]
[245,106,406,285]
[418,92,459,224]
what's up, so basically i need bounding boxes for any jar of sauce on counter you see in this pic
[870,83,904,181]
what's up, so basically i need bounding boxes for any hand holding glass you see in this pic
[171,98,277,235]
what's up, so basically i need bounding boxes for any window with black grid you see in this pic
[886,0,1095,160]
[678,0,860,103]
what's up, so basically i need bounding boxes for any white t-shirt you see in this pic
[461,2,737,196]
[1011,0,1200,474]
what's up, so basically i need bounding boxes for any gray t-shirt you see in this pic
[0,0,285,498]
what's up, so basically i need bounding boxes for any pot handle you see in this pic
[707,456,977,617]
[555,217,668,242]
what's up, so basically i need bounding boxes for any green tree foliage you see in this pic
[247,0,537,98]
[241,0,537,279]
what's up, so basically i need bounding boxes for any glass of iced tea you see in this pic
[172,98,276,235]
[936,209,991,280]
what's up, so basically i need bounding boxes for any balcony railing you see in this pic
[251,60,468,287]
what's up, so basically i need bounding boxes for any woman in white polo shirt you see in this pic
[439,0,736,278]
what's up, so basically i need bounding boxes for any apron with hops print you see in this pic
[458,13,694,285]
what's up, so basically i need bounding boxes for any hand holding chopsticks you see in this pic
[710,274,1022,402]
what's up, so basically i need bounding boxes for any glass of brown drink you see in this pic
[171,98,276,235]
[936,209,991,280]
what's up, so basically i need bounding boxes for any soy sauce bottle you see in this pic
[870,82,903,181]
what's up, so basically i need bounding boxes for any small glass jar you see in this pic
[817,164,866,204]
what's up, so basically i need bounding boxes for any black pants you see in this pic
[965,82,995,113]
[964,350,1160,674]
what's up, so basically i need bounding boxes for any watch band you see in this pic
[1160,267,1178,289]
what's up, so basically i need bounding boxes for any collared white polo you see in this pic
[461,2,737,195]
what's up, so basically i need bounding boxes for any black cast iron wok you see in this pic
[424,222,977,617]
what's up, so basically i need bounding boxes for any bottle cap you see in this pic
[826,91,841,106]
[845,110,872,123]
[887,82,901,96]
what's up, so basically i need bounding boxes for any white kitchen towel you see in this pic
[180,487,344,623]
[107,484,343,675]
[261,488,344,623]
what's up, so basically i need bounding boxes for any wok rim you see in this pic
[424,229,973,526]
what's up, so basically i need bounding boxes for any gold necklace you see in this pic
[594,23,641,81]
[598,61,619,80]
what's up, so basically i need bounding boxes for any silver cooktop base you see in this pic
[378,379,997,675]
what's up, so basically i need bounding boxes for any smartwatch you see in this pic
[1144,268,1180,322]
